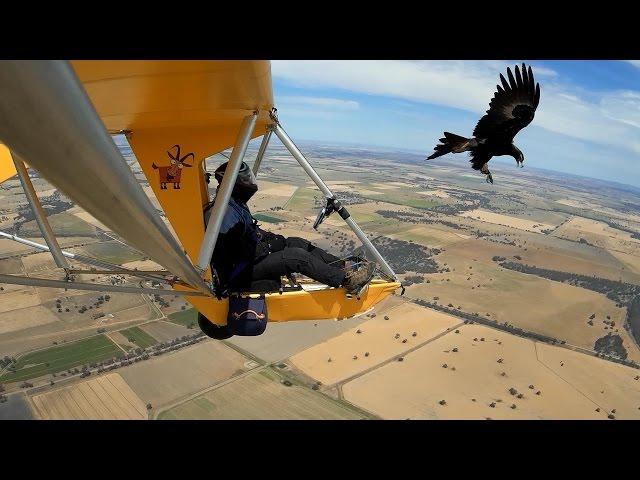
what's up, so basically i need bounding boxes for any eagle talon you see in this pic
[486,173,493,184]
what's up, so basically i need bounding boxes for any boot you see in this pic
[342,262,376,294]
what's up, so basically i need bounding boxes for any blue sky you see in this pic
[270,61,640,188]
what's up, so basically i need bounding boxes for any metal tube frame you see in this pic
[271,119,397,280]
[0,230,171,284]
[0,273,207,297]
[11,153,70,271]
[197,112,258,270]
[252,127,273,176]
[0,60,211,295]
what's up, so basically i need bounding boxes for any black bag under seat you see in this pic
[227,294,268,336]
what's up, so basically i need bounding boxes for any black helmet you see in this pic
[214,161,258,203]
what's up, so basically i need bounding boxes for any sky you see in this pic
[270,60,640,188]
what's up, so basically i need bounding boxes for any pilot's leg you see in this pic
[252,247,346,288]
[284,237,343,266]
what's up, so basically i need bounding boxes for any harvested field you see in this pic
[21,252,58,273]
[0,305,60,335]
[0,257,24,274]
[228,310,374,363]
[0,287,40,313]
[158,367,368,420]
[459,209,555,233]
[31,373,147,420]
[290,302,461,386]
[120,341,249,407]
[343,323,640,419]
[141,320,192,343]
[406,239,640,362]
[121,259,164,271]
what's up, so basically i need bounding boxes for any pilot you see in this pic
[205,161,375,294]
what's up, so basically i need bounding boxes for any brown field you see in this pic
[381,224,470,248]
[48,291,149,325]
[417,190,451,199]
[158,367,367,420]
[248,181,298,211]
[0,257,23,274]
[227,311,373,363]
[0,305,60,335]
[343,323,640,419]
[0,287,41,313]
[121,259,164,271]
[405,239,640,362]
[290,302,461,386]
[460,209,556,233]
[140,320,192,343]
[553,217,640,258]
[119,341,249,407]
[21,252,58,273]
[503,232,640,284]
[31,373,147,420]
[0,239,34,256]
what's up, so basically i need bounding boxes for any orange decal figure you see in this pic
[152,145,194,189]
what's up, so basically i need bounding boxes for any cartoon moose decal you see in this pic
[152,145,194,190]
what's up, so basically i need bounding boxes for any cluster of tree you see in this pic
[594,333,628,360]
[403,275,425,286]
[362,236,440,274]
[626,297,640,348]
[0,394,7,403]
[94,331,205,375]
[0,356,16,369]
[11,191,73,235]
[153,294,170,308]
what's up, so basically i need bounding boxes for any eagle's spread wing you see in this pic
[473,63,540,141]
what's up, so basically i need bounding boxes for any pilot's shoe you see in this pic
[342,262,376,294]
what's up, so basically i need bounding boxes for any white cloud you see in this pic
[272,60,640,156]
[626,60,640,68]
[601,90,640,128]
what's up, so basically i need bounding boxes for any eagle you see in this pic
[426,63,541,183]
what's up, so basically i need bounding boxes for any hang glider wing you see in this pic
[0,143,17,184]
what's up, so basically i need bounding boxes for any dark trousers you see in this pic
[252,237,346,288]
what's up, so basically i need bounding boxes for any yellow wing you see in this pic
[0,143,17,184]
[71,61,277,323]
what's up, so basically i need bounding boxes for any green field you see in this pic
[20,212,96,237]
[168,308,198,328]
[254,213,286,224]
[0,335,123,383]
[80,240,145,265]
[284,187,320,213]
[158,367,371,420]
[118,326,158,348]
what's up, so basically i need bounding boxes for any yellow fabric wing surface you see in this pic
[71,61,278,322]
[0,143,17,184]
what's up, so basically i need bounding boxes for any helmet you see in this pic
[214,161,258,203]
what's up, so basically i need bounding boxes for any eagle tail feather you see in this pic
[427,132,472,160]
